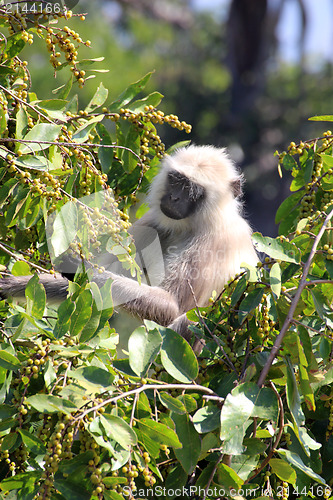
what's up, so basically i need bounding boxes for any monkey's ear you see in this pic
[231,177,243,198]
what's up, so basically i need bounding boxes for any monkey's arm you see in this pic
[0,272,180,327]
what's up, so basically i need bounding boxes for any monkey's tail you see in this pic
[0,274,69,300]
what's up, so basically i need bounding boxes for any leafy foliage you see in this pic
[0,4,333,500]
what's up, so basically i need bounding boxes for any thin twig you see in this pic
[202,454,224,500]
[130,391,139,427]
[187,281,238,372]
[0,84,55,124]
[257,209,333,387]
[246,381,284,482]
[306,279,333,286]
[73,383,218,422]
[0,241,52,274]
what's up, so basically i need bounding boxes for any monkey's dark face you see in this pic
[160,171,205,220]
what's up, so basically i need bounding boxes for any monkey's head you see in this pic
[148,145,244,231]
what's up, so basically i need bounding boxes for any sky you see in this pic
[191,0,333,68]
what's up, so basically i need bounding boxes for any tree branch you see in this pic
[257,209,333,387]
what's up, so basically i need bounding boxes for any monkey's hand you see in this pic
[169,313,205,354]
[107,273,180,327]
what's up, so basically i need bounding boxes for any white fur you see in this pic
[0,145,258,349]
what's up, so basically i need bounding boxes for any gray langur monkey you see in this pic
[0,145,258,347]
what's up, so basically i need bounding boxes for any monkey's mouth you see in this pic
[160,203,185,220]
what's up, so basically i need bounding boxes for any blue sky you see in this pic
[192,0,333,68]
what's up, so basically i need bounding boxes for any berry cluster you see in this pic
[257,294,273,346]
[45,23,91,87]
[326,399,333,440]
[280,481,289,500]
[2,3,89,84]
[36,416,76,500]
[277,133,333,231]
[104,105,191,173]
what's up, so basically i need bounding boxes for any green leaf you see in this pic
[166,141,191,155]
[52,75,73,98]
[69,366,115,389]
[0,66,15,76]
[1,432,19,452]
[50,201,78,258]
[282,153,297,170]
[85,82,108,113]
[4,33,25,58]
[270,262,281,299]
[285,357,305,428]
[44,359,57,390]
[302,150,314,184]
[130,91,163,112]
[0,105,7,134]
[172,396,196,417]
[290,169,305,191]
[220,383,279,455]
[18,123,62,154]
[72,115,104,143]
[230,275,247,307]
[138,418,181,449]
[5,186,29,228]
[70,290,93,336]
[171,413,201,474]
[96,122,114,174]
[57,451,94,475]
[15,107,28,141]
[238,287,265,324]
[116,120,140,172]
[35,99,68,120]
[11,260,31,276]
[18,429,46,455]
[311,288,333,324]
[277,449,326,484]
[104,491,126,500]
[308,115,333,121]
[98,414,137,448]
[158,392,186,414]
[128,325,162,376]
[321,155,333,191]
[297,337,315,411]
[269,458,297,483]
[0,472,40,493]
[109,72,153,112]
[26,394,77,414]
[193,406,221,433]
[165,465,188,498]
[25,274,46,320]
[0,178,18,205]
[217,463,244,491]
[79,298,102,342]
[0,405,16,420]
[54,479,91,500]
[0,350,20,371]
[252,233,301,264]
[160,327,198,383]
[54,298,75,339]
[275,191,303,223]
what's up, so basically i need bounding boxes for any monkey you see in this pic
[0,145,258,348]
